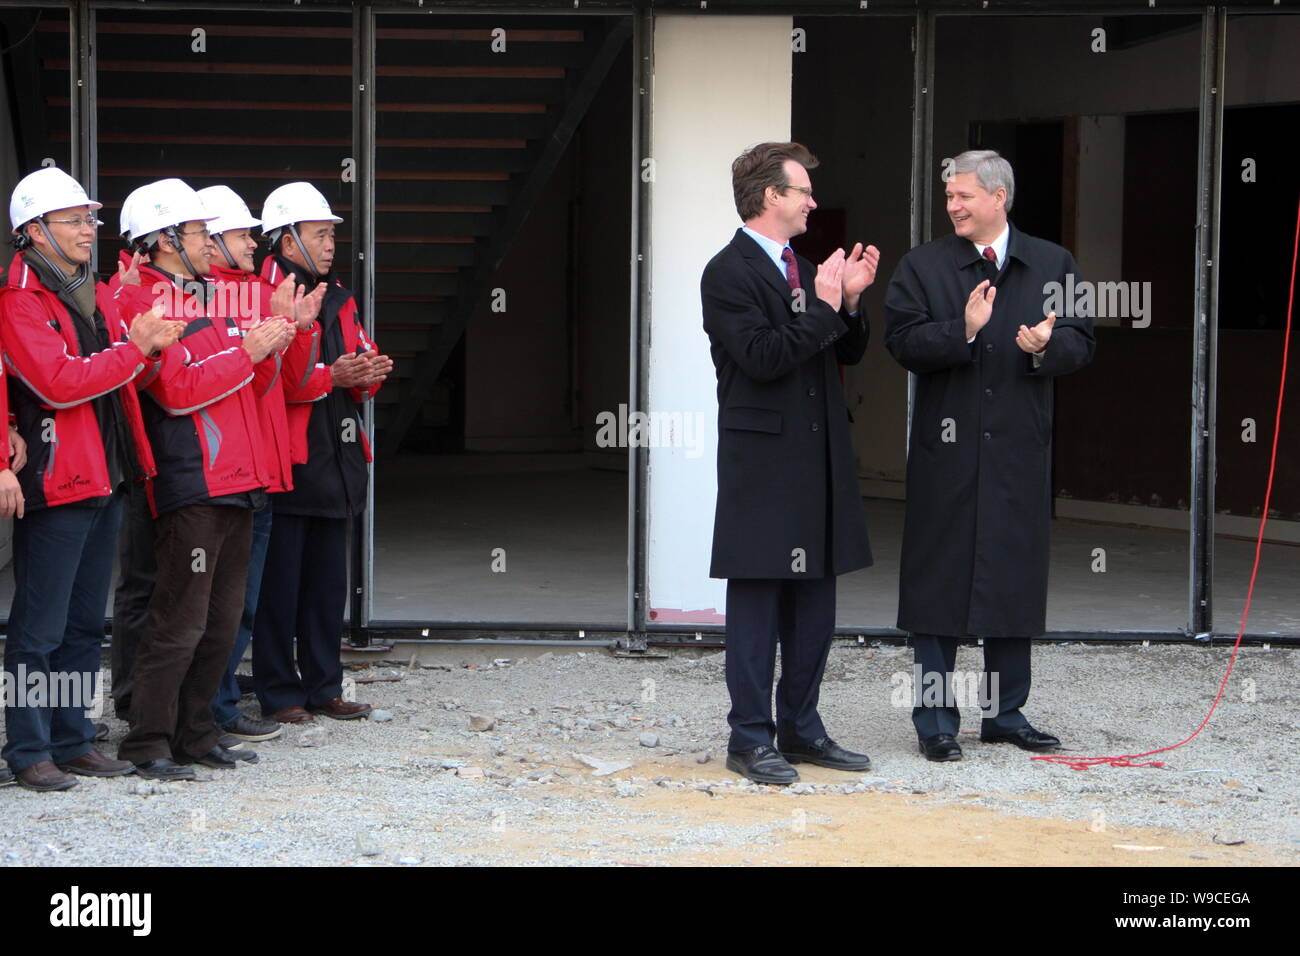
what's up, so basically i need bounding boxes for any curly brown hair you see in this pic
[731,142,819,221]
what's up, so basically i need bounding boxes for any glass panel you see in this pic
[0,5,72,614]
[791,15,915,630]
[1213,13,1300,637]
[932,13,1203,633]
[371,14,632,624]
[92,8,353,281]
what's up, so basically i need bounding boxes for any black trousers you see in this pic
[252,513,348,714]
[910,634,1032,739]
[110,479,156,716]
[724,575,836,753]
[118,505,252,764]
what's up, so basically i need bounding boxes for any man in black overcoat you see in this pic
[700,142,880,785]
[884,150,1096,761]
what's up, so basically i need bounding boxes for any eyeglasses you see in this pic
[782,184,814,199]
[177,227,211,239]
[43,216,102,229]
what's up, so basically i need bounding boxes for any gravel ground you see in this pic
[1,642,1295,866]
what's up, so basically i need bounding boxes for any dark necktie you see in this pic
[981,245,999,281]
[781,247,801,291]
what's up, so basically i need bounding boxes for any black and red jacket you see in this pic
[207,262,329,493]
[113,259,270,515]
[0,253,156,512]
[260,256,380,518]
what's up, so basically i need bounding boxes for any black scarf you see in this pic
[22,249,140,497]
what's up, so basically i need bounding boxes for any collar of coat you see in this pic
[730,227,806,304]
[950,220,1028,274]
[137,260,215,306]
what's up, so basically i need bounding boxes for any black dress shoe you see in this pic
[725,745,799,785]
[979,725,1060,750]
[779,736,871,772]
[215,734,259,762]
[919,733,963,761]
[134,758,197,781]
[189,746,243,770]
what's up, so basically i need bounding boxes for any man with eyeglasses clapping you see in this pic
[112,178,295,780]
[0,168,183,791]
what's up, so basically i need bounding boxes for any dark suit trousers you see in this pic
[252,513,348,714]
[725,575,836,753]
[118,505,252,764]
[910,634,1031,739]
[111,479,157,716]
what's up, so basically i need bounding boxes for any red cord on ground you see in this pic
[1033,191,1300,771]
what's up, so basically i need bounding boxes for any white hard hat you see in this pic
[197,185,260,235]
[118,190,135,238]
[260,182,343,234]
[9,167,101,233]
[121,178,214,241]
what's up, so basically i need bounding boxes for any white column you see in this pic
[645,14,792,624]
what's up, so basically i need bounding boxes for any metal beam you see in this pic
[1188,6,1225,637]
[350,2,378,643]
[905,10,934,456]
[629,8,652,639]
[383,16,634,453]
[69,0,96,270]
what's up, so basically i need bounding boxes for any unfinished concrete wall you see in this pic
[645,14,792,624]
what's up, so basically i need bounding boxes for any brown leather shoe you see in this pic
[309,697,372,720]
[270,706,315,724]
[16,760,78,792]
[58,748,136,778]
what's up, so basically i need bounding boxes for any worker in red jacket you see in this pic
[196,184,327,744]
[112,178,295,781]
[1,167,182,792]
[253,182,391,724]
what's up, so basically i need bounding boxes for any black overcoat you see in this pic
[701,228,873,580]
[884,224,1095,637]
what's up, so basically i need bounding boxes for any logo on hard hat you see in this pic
[18,194,34,209]
[276,203,290,215]
[153,202,169,215]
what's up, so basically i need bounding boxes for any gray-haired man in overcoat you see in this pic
[884,149,1095,761]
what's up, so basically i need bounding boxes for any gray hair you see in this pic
[952,149,1014,212]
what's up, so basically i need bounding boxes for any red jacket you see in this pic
[114,259,269,515]
[207,262,316,494]
[1,316,9,469]
[1,356,9,468]
[259,257,380,465]
[0,253,156,511]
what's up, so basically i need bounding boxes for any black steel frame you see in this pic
[1,0,1295,646]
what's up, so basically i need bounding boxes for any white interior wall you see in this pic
[645,14,792,623]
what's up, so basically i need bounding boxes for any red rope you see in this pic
[1034,190,1300,771]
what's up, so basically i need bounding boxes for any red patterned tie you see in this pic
[981,245,998,281]
[781,247,801,291]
